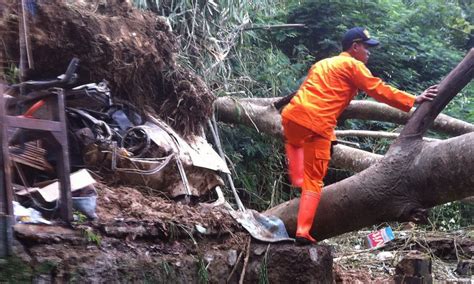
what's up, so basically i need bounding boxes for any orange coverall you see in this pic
[282,51,415,194]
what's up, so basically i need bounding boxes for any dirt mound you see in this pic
[0,0,213,137]
[95,182,237,234]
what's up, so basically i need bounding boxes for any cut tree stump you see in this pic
[394,251,432,284]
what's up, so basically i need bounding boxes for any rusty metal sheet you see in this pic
[187,135,230,174]
[144,120,230,174]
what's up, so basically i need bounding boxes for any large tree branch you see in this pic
[400,49,474,139]
[214,98,474,138]
[215,97,283,137]
[340,101,474,136]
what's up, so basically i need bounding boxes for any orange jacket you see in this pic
[282,52,415,140]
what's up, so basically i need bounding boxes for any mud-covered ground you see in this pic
[3,181,471,283]
[5,182,333,283]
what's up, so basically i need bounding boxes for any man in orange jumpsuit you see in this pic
[281,27,438,245]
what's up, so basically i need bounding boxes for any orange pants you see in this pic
[282,118,331,193]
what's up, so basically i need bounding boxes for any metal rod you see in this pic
[21,0,34,69]
[208,115,245,212]
[175,157,192,197]
[54,90,73,223]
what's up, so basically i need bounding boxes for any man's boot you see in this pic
[285,143,304,187]
[295,190,320,245]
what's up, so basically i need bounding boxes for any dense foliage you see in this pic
[134,0,473,226]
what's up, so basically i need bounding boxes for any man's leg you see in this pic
[285,143,304,187]
[282,118,309,187]
[295,135,331,245]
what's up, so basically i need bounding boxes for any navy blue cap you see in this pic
[342,27,379,51]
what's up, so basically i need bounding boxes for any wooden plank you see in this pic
[55,90,73,222]
[0,84,13,256]
[6,116,62,132]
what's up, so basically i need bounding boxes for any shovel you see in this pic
[208,113,293,243]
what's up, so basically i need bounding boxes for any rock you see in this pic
[455,260,473,276]
[14,224,85,245]
[245,243,333,283]
[227,249,238,266]
[394,251,432,284]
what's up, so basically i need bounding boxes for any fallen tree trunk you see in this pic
[214,97,474,138]
[266,48,474,240]
[267,132,474,240]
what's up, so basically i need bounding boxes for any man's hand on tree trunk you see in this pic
[415,85,438,104]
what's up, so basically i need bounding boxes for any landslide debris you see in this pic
[0,0,213,138]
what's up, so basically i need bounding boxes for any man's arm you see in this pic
[351,61,438,111]
[351,61,415,112]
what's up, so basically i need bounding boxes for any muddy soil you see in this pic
[5,182,333,283]
[3,182,472,283]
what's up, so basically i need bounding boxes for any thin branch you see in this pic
[243,24,306,30]
[335,130,439,142]
[226,250,244,283]
[239,236,252,284]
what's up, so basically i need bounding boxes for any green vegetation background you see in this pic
[137,0,473,228]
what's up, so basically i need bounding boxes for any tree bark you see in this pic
[216,49,474,240]
[266,132,474,240]
[331,144,381,172]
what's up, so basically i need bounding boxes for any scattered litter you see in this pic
[15,169,96,202]
[195,224,207,234]
[331,229,472,282]
[13,201,52,225]
[376,251,394,261]
[366,226,395,248]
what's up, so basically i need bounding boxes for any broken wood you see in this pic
[9,141,54,173]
